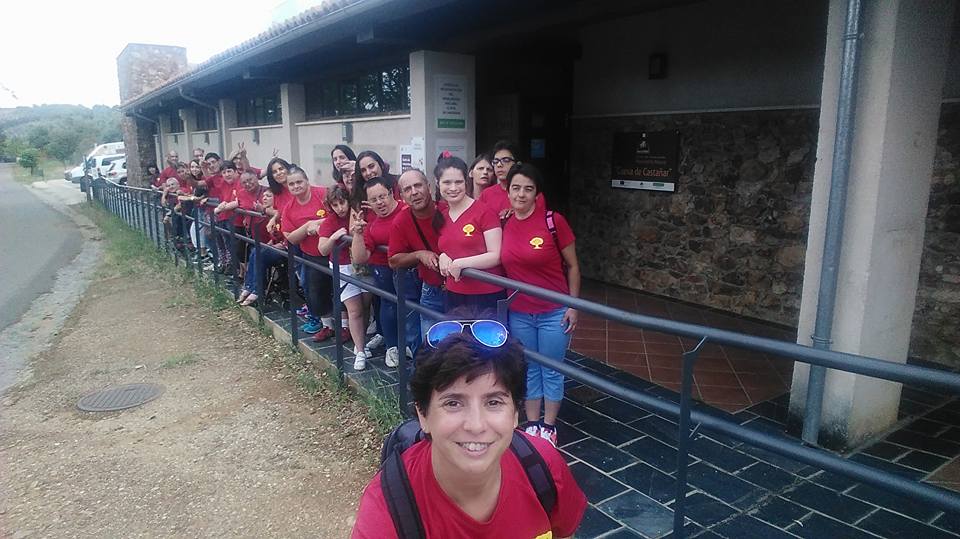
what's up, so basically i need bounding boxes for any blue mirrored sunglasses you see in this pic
[426,320,509,349]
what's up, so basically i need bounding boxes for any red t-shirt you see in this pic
[438,200,504,295]
[502,209,575,313]
[351,435,586,539]
[319,212,351,265]
[363,203,404,266]
[280,186,329,256]
[215,179,239,222]
[388,206,443,287]
[274,189,295,215]
[479,183,546,214]
[157,165,178,186]
[236,185,266,232]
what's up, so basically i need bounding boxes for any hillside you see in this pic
[0,105,122,164]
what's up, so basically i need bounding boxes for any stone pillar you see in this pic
[410,50,476,165]
[219,98,237,159]
[789,0,956,450]
[116,44,187,186]
[281,83,305,164]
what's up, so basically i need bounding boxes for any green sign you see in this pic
[438,118,465,129]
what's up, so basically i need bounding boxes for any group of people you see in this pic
[144,140,588,537]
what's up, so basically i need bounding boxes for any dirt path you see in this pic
[0,232,380,537]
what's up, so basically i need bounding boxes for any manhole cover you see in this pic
[77,383,164,412]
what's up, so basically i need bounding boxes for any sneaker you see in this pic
[366,333,384,351]
[296,304,310,317]
[312,326,335,342]
[301,320,321,334]
[366,318,378,336]
[385,346,399,368]
[521,421,541,437]
[539,424,558,447]
[353,348,367,371]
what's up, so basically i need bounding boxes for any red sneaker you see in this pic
[341,327,353,343]
[312,326,335,342]
[539,424,558,447]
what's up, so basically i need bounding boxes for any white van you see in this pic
[65,142,126,183]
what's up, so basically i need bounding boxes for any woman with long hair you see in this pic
[467,153,494,198]
[435,156,505,312]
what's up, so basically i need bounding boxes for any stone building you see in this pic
[116,0,959,447]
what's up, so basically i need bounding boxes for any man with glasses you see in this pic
[479,140,545,216]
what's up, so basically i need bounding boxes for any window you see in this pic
[237,89,282,127]
[196,107,218,131]
[166,112,184,133]
[305,64,410,120]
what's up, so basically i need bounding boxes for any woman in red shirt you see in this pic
[351,327,587,538]
[281,166,335,340]
[436,156,505,313]
[467,153,494,198]
[501,163,581,446]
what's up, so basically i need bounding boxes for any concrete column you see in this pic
[180,108,197,158]
[218,98,237,159]
[789,0,956,450]
[410,50,476,166]
[157,113,168,164]
[280,83,305,164]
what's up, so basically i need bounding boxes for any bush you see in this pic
[18,148,39,172]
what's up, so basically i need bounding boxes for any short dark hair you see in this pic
[491,140,519,158]
[325,184,350,206]
[220,161,237,172]
[364,176,393,195]
[204,152,221,161]
[410,331,526,415]
[506,162,543,194]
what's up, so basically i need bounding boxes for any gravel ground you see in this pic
[0,263,380,538]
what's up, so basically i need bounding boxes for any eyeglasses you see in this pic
[491,157,516,166]
[426,320,509,348]
[368,194,391,204]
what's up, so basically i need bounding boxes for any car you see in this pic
[104,158,127,185]
[83,153,125,182]
[65,142,125,183]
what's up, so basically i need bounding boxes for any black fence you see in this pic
[88,178,960,537]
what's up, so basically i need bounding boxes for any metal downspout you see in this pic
[178,87,226,158]
[802,0,865,445]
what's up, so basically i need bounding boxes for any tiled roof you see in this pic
[121,0,363,109]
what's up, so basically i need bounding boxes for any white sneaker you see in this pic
[523,423,540,437]
[366,333,384,351]
[385,346,399,368]
[353,348,367,371]
[366,319,378,335]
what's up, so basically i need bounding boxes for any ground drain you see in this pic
[76,383,164,412]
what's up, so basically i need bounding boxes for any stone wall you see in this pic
[913,102,960,365]
[570,109,819,326]
[116,44,187,186]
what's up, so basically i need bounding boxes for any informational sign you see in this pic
[611,131,680,192]
[435,138,467,161]
[436,75,467,130]
[399,137,425,173]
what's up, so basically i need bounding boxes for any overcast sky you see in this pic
[0,0,304,108]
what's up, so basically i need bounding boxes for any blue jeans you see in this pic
[371,265,422,353]
[509,307,571,402]
[419,283,446,344]
[243,247,286,295]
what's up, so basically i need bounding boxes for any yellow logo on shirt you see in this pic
[530,237,544,249]
[316,209,326,218]
[534,532,552,539]
[462,224,475,237]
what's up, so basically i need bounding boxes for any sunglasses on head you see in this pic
[426,319,509,348]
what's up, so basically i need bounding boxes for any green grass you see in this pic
[161,353,199,369]
[13,156,69,184]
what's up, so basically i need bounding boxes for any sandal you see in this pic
[240,293,258,306]
[237,290,251,303]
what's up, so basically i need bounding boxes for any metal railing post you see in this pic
[331,241,345,382]
[195,206,205,277]
[287,248,300,346]
[153,192,162,251]
[394,268,409,416]
[229,222,239,299]
[673,337,706,538]
[252,223,263,323]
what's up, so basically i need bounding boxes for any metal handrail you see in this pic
[88,178,960,535]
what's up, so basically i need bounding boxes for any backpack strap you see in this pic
[410,212,434,253]
[509,431,558,514]
[381,450,426,539]
[544,210,568,275]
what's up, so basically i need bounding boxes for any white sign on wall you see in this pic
[435,138,468,161]
[436,75,467,130]
[399,137,426,173]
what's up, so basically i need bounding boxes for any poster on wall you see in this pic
[399,137,426,173]
[610,130,680,192]
[436,75,468,130]
[435,138,468,161]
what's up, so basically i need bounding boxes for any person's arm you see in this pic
[389,250,436,270]
[283,219,322,245]
[560,242,581,334]
[318,227,347,256]
[440,227,501,281]
[350,211,371,264]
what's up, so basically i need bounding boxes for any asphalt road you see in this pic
[0,164,82,331]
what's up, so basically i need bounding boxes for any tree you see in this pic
[47,129,81,164]
[26,125,50,150]
[18,148,39,174]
